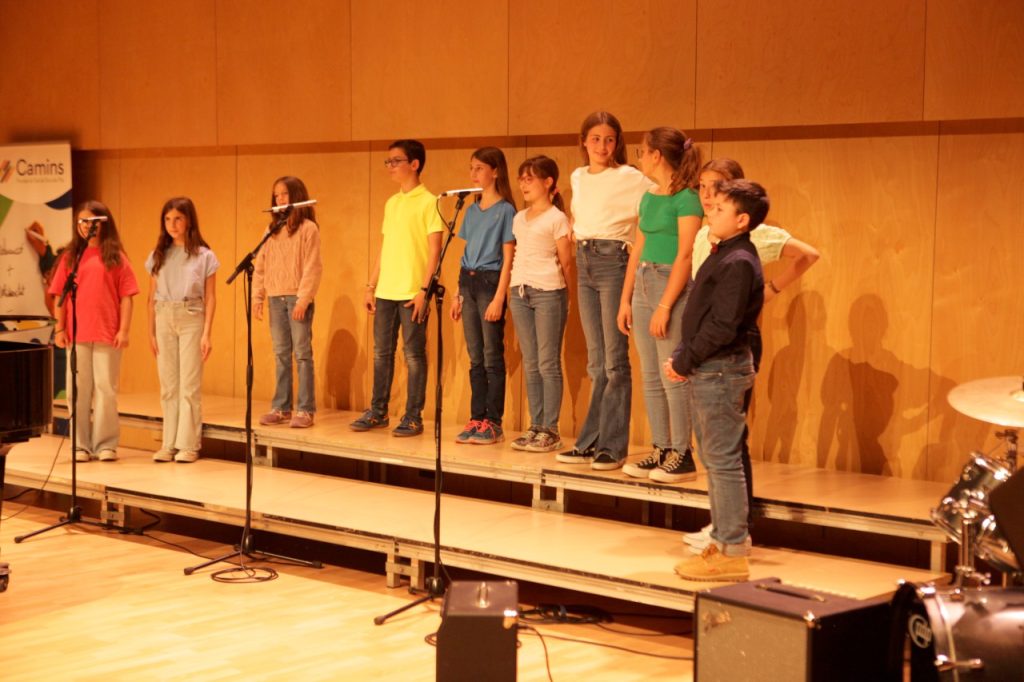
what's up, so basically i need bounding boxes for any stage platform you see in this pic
[4,435,943,613]
[55,393,952,570]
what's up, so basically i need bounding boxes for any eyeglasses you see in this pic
[383,157,409,168]
[634,147,649,160]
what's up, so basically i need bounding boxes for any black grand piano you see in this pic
[1,329,54,593]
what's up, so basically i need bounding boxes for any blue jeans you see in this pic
[372,297,427,421]
[632,263,692,453]
[268,295,315,413]
[509,285,567,430]
[688,349,755,554]
[575,240,631,456]
[459,268,506,424]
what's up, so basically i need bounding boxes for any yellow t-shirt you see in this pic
[377,184,446,300]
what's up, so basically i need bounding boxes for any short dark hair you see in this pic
[716,179,769,230]
[389,139,426,175]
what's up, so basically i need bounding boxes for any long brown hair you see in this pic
[64,199,126,269]
[149,197,210,275]
[269,176,317,236]
[579,111,628,167]
[644,127,703,194]
[518,156,565,213]
[471,146,516,208]
[700,158,745,182]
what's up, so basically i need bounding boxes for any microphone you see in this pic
[437,187,483,198]
[263,199,318,213]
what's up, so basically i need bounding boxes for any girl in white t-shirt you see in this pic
[508,156,573,453]
[560,111,653,471]
[146,197,219,463]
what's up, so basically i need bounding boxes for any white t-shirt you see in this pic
[691,224,791,279]
[510,206,571,291]
[145,245,220,302]
[570,165,654,242]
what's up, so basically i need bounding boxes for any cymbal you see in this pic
[948,376,1024,428]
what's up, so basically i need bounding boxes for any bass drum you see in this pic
[908,584,1024,681]
[931,455,1012,543]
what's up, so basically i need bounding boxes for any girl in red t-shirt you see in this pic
[49,200,140,462]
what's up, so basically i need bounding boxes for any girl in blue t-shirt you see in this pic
[617,127,703,483]
[449,147,517,444]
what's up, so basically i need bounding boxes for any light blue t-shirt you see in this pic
[145,245,219,301]
[458,200,516,271]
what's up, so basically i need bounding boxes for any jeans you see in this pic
[509,285,567,431]
[155,301,205,451]
[66,342,122,453]
[459,268,506,424]
[371,297,427,421]
[575,240,631,456]
[688,349,755,555]
[632,262,692,453]
[268,295,315,414]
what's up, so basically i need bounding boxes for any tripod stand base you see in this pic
[183,532,322,575]
[13,505,110,543]
[374,576,446,625]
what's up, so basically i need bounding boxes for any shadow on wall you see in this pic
[324,295,362,411]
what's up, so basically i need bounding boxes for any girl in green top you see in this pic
[617,127,704,483]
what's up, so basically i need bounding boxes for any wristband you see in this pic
[657,303,671,310]
[768,280,781,294]
[366,283,376,289]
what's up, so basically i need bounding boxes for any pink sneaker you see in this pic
[259,409,291,426]
[290,411,314,428]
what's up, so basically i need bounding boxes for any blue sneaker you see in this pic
[468,419,503,445]
[456,420,482,444]
[392,416,424,437]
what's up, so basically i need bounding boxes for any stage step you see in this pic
[5,435,944,612]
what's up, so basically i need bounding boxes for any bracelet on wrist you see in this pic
[657,303,671,310]
[768,280,781,294]
[365,283,376,289]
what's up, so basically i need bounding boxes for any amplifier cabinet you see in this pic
[437,580,518,682]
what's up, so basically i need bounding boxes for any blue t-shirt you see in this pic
[458,200,516,271]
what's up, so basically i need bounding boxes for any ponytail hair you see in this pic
[700,157,745,182]
[471,146,516,209]
[644,127,702,195]
[67,199,125,270]
[579,111,627,167]
[150,197,209,275]
[269,176,318,236]
[518,155,564,212]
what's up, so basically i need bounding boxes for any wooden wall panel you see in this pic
[509,0,697,136]
[350,1,508,141]
[711,132,939,478]
[0,0,100,148]
[99,0,217,149]
[696,0,926,129]
[924,0,1024,120]
[216,0,353,145]
[116,153,238,397]
[927,126,1024,482]
[235,151,371,412]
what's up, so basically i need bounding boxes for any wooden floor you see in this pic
[0,506,693,682]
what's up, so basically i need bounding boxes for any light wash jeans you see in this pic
[371,297,427,421]
[66,342,122,454]
[631,262,692,453]
[509,285,567,431]
[575,240,631,457]
[688,349,756,555]
[268,295,315,414]
[155,300,204,451]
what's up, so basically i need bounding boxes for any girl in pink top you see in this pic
[49,200,140,462]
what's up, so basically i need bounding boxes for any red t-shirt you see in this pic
[48,247,140,344]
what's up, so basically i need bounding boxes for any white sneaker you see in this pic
[74,449,92,462]
[96,449,118,462]
[174,450,199,463]
[153,449,176,462]
[684,524,712,552]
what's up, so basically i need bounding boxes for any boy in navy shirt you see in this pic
[665,179,769,581]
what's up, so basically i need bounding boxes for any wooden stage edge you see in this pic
[5,433,945,614]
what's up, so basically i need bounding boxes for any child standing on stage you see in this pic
[449,147,516,445]
[559,111,653,470]
[618,127,703,483]
[667,179,770,582]
[253,176,322,429]
[146,197,219,463]
[49,200,140,462]
[351,140,444,437]
[682,158,820,555]
[508,156,573,453]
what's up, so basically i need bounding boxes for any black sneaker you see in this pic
[392,416,424,437]
[650,448,697,483]
[622,447,667,478]
[350,410,389,432]
[591,449,625,471]
[556,444,594,464]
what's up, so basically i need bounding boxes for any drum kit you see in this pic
[900,376,1024,680]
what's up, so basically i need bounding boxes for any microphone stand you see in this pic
[17,235,110,543]
[374,193,467,625]
[185,210,321,575]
